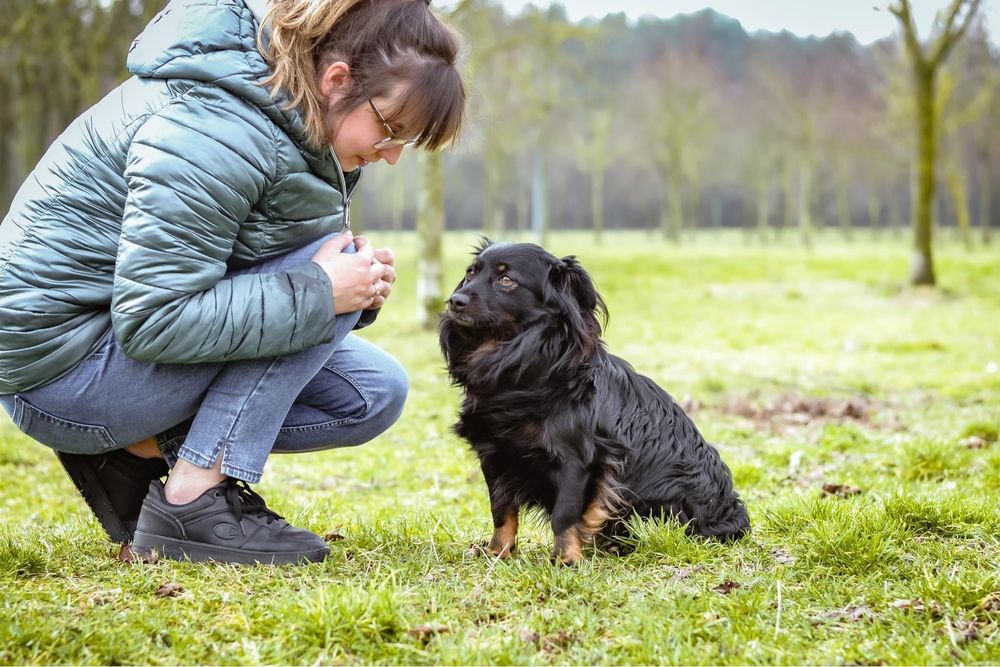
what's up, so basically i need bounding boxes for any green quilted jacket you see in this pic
[0,0,367,395]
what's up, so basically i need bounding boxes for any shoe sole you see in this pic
[132,531,330,565]
[56,451,132,543]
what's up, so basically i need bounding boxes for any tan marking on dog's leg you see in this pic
[552,490,616,566]
[580,494,613,536]
[552,527,583,566]
[487,508,518,559]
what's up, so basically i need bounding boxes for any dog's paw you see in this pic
[551,529,585,566]
[487,538,516,559]
[550,548,582,567]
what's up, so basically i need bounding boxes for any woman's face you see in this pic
[320,62,406,171]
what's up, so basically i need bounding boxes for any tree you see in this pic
[889,0,983,286]
[638,49,718,241]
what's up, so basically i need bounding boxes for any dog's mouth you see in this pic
[444,309,478,327]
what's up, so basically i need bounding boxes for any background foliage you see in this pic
[1,0,997,239]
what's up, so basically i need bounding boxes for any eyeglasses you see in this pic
[356,77,418,151]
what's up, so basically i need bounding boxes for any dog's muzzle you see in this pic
[446,292,476,325]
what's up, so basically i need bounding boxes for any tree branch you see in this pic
[889,0,927,70]
[930,0,982,68]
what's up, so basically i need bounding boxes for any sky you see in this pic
[435,0,998,45]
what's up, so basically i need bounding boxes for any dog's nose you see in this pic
[448,292,470,311]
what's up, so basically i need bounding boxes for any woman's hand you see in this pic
[354,235,396,310]
[310,232,385,313]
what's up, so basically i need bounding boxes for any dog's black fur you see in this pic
[439,240,750,564]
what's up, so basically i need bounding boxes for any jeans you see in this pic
[0,233,408,483]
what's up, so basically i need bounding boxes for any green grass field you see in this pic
[1,230,999,665]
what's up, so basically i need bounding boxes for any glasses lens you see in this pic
[374,137,417,150]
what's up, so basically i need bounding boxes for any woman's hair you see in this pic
[260,0,466,152]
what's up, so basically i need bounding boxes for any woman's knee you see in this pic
[371,355,408,426]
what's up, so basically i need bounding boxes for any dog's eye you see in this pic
[497,275,515,287]
[465,267,475,279]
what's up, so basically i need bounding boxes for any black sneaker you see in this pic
[132,479,330,565]
[56,449,169,543]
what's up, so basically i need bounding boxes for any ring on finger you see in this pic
[373,281,382,297]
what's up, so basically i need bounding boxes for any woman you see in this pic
[0,0,465,564]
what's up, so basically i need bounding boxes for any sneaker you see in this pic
[56,449,169,543]
[132,479,330,565]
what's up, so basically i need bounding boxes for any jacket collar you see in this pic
[244,0,269,25]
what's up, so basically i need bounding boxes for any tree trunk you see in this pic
[836,159,852,240]
[910,69,937,286]
[780,156,795,239]
[530,145,547,246]
[978,156,991,245]
[589,111,609,242]
[756,174,770,242]
[889,178,903,238]
[663,174,683,243]
[0,68,11,211]
[591,162,604,242]
[867,181,882,238]
[390,171,405,232]
[515,184,528,233]
[482,150,495,236]
[689,170,702,231]
[945,160,972,251]
[417,151,445,330]
[797,160,813,248]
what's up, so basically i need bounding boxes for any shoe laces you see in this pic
[223,479,285,526]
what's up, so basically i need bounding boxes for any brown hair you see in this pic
[259,0,466,152]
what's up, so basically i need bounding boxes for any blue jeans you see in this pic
[0,233,407,483]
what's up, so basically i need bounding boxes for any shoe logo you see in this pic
[213,523,242,540]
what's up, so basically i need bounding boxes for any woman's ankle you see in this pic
[163,459,226,504]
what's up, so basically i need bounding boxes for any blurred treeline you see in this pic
[2,0,997,242]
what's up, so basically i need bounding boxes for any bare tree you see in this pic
[889,0,983,285]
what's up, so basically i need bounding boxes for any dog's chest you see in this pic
[460,410,557,465]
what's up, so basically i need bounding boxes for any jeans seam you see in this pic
[278,366,372,434]
[13,395,117,451]
[213,355,286,479]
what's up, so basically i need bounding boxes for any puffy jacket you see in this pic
[0,0,368,395]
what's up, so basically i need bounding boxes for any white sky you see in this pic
[436,1,999,45]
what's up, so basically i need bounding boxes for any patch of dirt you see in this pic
[154,582,183,598]
[712,581,741,595]
[821,483,863,498]
[810,604,873,625]
[724,392,873,426]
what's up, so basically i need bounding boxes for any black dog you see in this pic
[439,240,750,565]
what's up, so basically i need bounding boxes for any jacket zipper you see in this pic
[328,148,363,231]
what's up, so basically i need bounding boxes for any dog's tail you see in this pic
[691,493,750,541]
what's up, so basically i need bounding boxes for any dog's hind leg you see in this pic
[551,465,615,566]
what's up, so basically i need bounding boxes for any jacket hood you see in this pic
[126,0,314,155]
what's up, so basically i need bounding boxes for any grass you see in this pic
[1,229,999,664]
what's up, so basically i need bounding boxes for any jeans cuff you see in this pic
[220,461,263,484]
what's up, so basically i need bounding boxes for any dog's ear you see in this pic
[549,256,608,338]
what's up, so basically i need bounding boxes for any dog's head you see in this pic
[439,239,608,383]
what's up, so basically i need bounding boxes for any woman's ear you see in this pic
[318,61,352,101]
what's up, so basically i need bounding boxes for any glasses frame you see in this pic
[356,77,418,151]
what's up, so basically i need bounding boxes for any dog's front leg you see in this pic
[481,460,518,559]
[550,461,590,566]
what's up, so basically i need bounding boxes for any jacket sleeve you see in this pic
[112,90,338,363]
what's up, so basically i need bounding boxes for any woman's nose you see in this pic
[379,145,405,166]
